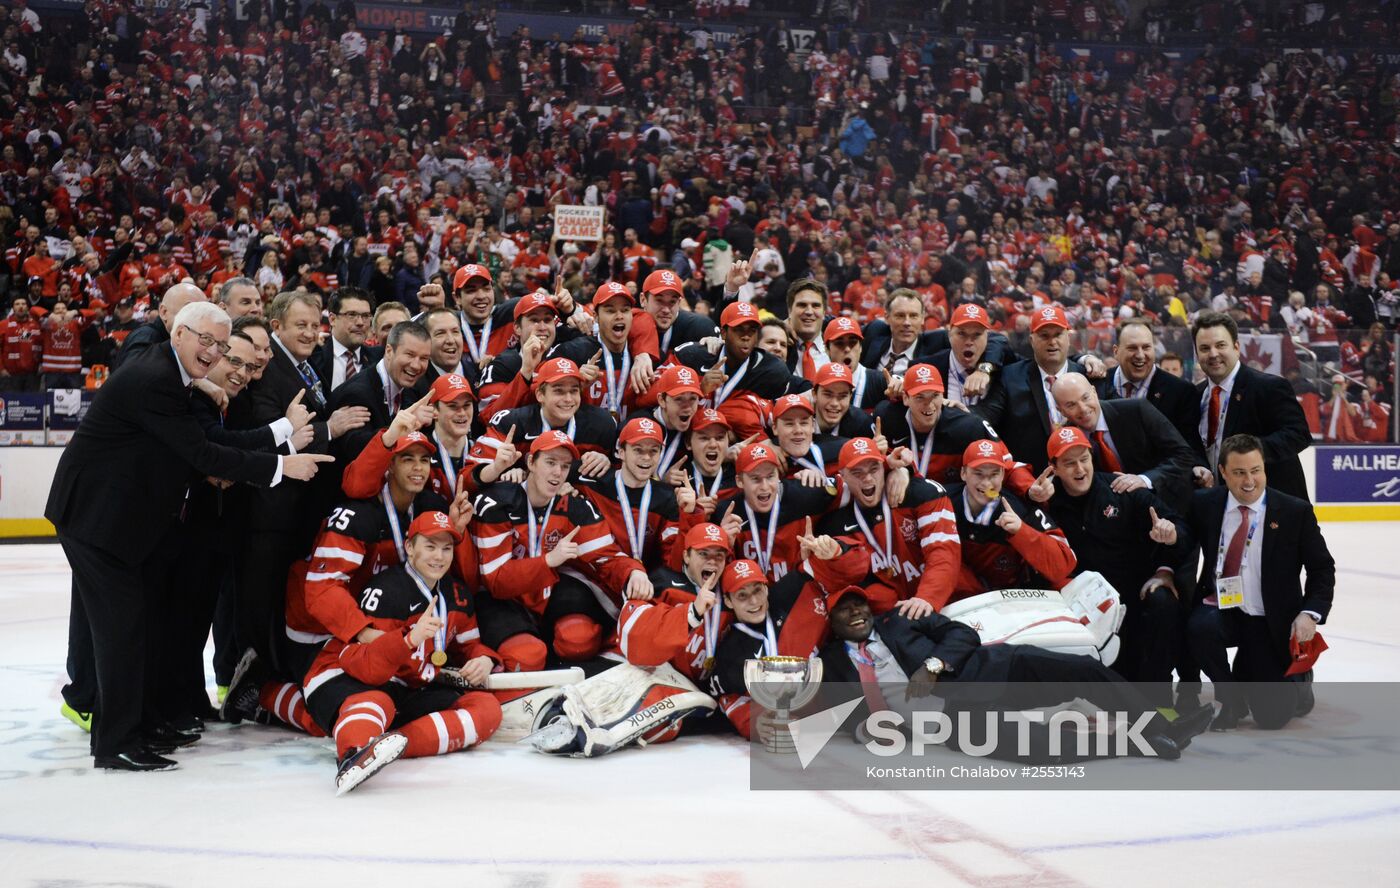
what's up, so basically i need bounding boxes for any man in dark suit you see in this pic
[817,587,1211,761]
[1052,372,1197,512]
[923,303,1009,422]
[327,317,432,462]
[232,291,369,679]
[982,304,1084,474]
[861,291,1012,378]
[1185,434,1335,731]
[109,282,208,371]
[1193,311,1312,499]
[45,302,333,771]
[1095,318,1204,466]
[308,288,380,393]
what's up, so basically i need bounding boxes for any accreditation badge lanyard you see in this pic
[795,443,826,476]
[1214,500,1262,610]
[710,349,750,407]
[734,617,778,657]
[405,563,449,670]
[694,463,723,499]
[382,484,415,563]
[378,362,398,414]
[615,473,653,560]
[743,495,782,575]
[433,430,459,495]
[601,346,632,420]
[854,499,896,577]
[907,415,935,477]
[462,311,493,365]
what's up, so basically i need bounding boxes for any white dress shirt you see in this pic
[1092,411,1152,489]
[1114,365,1155,399]
[1199,360,1242,466]
[1039,362,1069,425]
[330,338,359,391]
[880,341,918,377]
[1220,492,1266,616]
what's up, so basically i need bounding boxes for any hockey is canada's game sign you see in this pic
[553,206,607,242]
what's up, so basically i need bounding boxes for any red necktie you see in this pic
[1221,505,1251,578]
[854,642,889,713]
[1123,381,1136,398]
[1207,385,1223,445]
[802,342,820,381]
[345,351,358,381]
[1092,430,1123,473]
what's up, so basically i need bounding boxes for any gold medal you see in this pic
[703,656,715,672]
[431,650,448,667]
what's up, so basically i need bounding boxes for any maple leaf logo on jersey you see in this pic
[1102,505,1119,518]
[900,517,916,541]
[544,530,563,549]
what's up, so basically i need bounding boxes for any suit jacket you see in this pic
[192,389,277,451]
[860,324,1010,370]
[1197,364,1312,499]
[326,359,426,461]
[1095,368,1204,464]
[924,349,1008,423]
[1097,399,1197,512]
[44,344,278,564]
[1187,486,1335,666]
[110,318,168,371]
[983,358,1086,474]
[234,339,332,536]
[309,340,381,393]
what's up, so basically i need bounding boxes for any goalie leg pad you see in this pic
[524,663,717,757]
[493,685,569,742]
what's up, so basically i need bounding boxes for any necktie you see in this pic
[345,351,358,381]
[1123,381,1136,398]
[298,360,326,408]
[854,642,889,714]
[1207,385,1223,445]
[1221,505,1251,578]
[802,342,821,381]
[1092,430,1123,473]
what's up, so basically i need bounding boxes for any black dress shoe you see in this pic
[1141,732,1182,760]
[1294,670,1316,718]
[1163,704,1214,749]
[167,714,205,735]
[144,723,200,749]
[95,750,179,772]
[1210,701,1245,732]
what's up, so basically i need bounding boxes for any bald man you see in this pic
[1050,372,1198,512]
[112,282,209,371]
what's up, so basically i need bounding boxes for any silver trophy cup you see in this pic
[743,655,824,753]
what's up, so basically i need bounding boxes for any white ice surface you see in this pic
[2,523,1399,887]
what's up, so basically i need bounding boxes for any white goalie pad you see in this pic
[520,663,717,757]
[940,571,1126,665]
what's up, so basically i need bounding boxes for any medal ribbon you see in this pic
[433,430,459,495]
[853,499,895,573]
[462,312,493,364]
[742,495,781,575]
[382,483,415,562]
[907,415,935,477]
[601,346,632,419]
[404,562,448,673]
[615,473,652,559]
[734,617,778,656]
[711,349,750,407]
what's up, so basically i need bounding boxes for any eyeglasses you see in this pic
[223,355,252,371]
[180,325,231,355]
[335,311,372,321]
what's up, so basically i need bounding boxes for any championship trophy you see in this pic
[743,655,823,753]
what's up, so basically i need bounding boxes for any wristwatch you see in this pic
[975,362,995,376]
[924,657,946,676]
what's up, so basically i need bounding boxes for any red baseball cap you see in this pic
[950,303,991,328]
[513,291,559,321]
[684,522,732,553]
[453,263,492,291]
[1031,304,1070,332]
[591,280,634,308]
[389,431,434,456]
[814,362,855,390]
[658,364,703,397]
[771,393,814,421]
[530,429,580,459]
[690,407,732,433]
[903,363,945,396]
[736,441,782,474]
[721,558,767,595]
[406,510,462,543]
[1286,632,1329,677]
[838,437,884,473]
[720,301,761,328]
[1046,425,1092,460]
[962,438,1010,470]
[619,416,665,446]
[826,585,870,613]
[429,373,475,404]
[643,268,685,297]
[823,316,864,342]
[532,357,585,389]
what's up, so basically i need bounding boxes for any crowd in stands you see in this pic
[0,0,1395,441]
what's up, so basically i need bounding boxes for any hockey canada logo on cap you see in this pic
[639,418,656,433]
[447,374,468,389]
[404,432,428,445]
[678,368,695,383]
[553,358,578,373]
[661,271,676,284]
[835,318,855,333]
[852,438,871,454]
[734,561,752,577]
[705,525,724,542]
[1058,428,1077,443]
[827,364,850,379]
[752,445,769,458]
[736,303,755,317]
[432,513,451,529]
[1041,308,1058,320]
[464,264,484,277]
[916,366,932,382]
[978,441,995,456]
[965,306,982,318]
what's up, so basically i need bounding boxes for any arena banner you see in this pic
[1315,445,1400,509]
[45,388,94,445]
[553,205,607,242]
[0,393,47,445]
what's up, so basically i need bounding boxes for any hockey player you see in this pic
[341,374,477,502]
[811,360,878,442]
[707,525,869,738]
[303,511,502,795]
[472,431,653,668]
[475,290,565,415]
[818,436,960,617]
[715,440,837,584]
[640,267,718,357]
[578,416,703,570]
[770,393,843,486]
[821,317,887,410]
[666,406,737,509]
[453,264,519,374]
[943,438,1078,603]
[876,362,1037,495]
[466,357,618,491]
[646,364,703,477]
[619,522,734,685]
